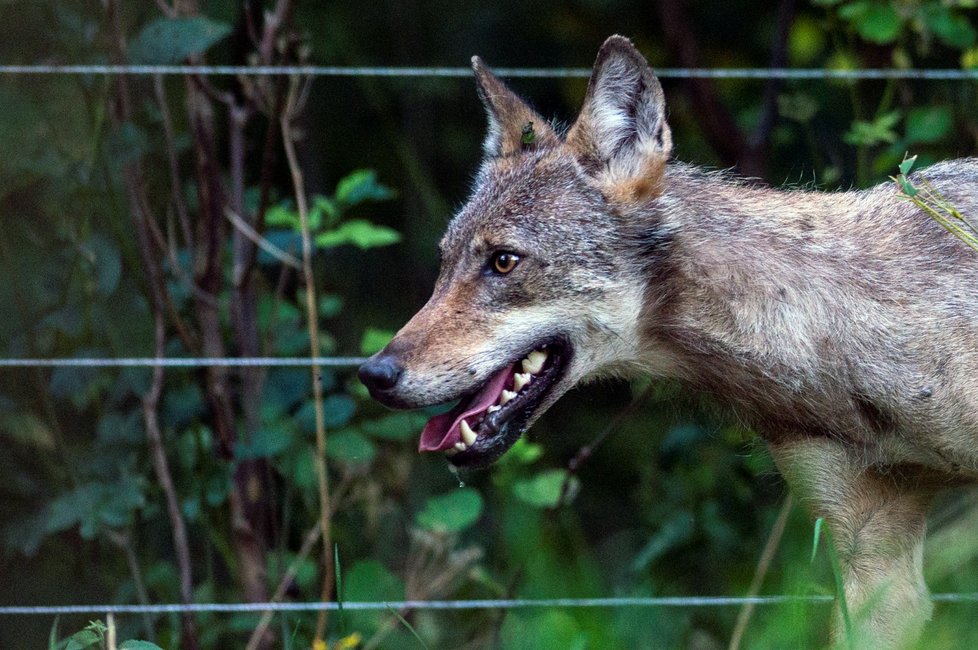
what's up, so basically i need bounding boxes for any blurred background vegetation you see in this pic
[1,1,978,648]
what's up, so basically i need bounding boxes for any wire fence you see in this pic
[2,592,978,617]
[0,357,366,368]
[4,59,978,624]
[2,63,978,79]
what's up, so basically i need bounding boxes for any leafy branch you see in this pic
[892,155,978,251]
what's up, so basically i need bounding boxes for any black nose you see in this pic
[358,356,403,393]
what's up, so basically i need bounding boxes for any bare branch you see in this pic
[154,0,176,18]
[105,2,199,646]
[225,207,301,269]
[282,73,335,644]
[728,496,794,650]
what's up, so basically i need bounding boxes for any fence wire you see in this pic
[3,59,977,621]
[1,64,978,80]
[3,593,978,616]
[0,357,366,368]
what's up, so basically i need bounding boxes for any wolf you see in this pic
[359,35,978,646]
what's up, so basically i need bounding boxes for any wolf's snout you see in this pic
[358,355,404,396]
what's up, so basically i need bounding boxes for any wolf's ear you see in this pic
[566,36,672,202]
[472,56,558,158]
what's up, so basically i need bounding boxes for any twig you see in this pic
[106,529,157,642]
[105,1,199,646]
[245,473,356,650]
[225,207,302,268]
[728,496,794,650]
[558,384,656,506]
[281,73,335,644]
[152,75,194,256]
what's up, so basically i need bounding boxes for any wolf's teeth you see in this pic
[460,420,478,446]
[487,405,501,413]
[513,372,532,391]
[454,442,467,452]
[500,390,517,405]
[522,349,548,375]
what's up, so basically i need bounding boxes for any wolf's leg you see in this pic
[769,437,933,648]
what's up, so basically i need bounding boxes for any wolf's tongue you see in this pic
[419,364,515,452]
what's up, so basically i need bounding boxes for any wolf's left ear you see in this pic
[567,36,672,201]
[472,56,558,158]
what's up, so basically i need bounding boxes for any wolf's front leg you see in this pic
[769,437,934,648]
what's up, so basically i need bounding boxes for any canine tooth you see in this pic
[513,372,531,391]
[460,420,478,446]
[500,390,517,405]
[488,405,501,413]
[522,349,547,375]
[454,442,467,452]
[445,448,458,457]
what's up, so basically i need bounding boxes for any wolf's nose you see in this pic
[358,356,403,393]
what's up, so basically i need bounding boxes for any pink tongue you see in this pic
[419,364,516,452]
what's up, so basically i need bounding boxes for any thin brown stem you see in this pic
[282,74,334,644]
[105,1,199,646]
[558,384,656,507]
[106,529,157,642]
[245,473,356,650]
[728,495,794,650]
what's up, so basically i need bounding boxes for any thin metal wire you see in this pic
[1,64,978,80]
[0,357,367,368]
[2,593,978,616]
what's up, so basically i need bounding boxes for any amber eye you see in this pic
[491,251,520,275]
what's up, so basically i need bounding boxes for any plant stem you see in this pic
[281,74,335,644]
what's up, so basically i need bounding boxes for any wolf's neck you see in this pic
[635,164,853,390]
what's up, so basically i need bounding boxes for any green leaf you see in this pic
[344,560,405,632]
[415,488,484,534]
[811,517,825,563]
[319,294,344,318]
[326,429,377,467]
[120,641,166,650]
[65,629,101,650]
[334,169,396,207]
[128,17,232,64]
[905,106,953,144]
[843,110,901,146]
[315,219,401,250]
[312,195,340,227]
[235,423,294,460]
[512,469,579,509]
[82,234,122,297]
[777,92,818,123]
[922,5,977,49]
[360,327,394,355]
[264,203,299,229]
[898,154,918,176]
[0,412,55,448]
[323,394,357,428]
[360,412,427,441]
[840,2,902,44]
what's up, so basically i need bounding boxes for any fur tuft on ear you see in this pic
[472,56,558,158]
[566,36,672,202]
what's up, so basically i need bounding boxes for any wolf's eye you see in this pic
[490,251,520,275]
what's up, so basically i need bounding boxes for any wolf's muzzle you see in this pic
[358,355,403,400]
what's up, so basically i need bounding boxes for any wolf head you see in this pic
[359,36,675,468]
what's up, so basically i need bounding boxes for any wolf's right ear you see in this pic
[566,36,672,202]
[472,56,558,158]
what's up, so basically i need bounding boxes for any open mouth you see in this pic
[419,337,571,468]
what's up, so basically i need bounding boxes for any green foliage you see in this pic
[415,488,484,534]
[127,17,231,64]
[4,2,978,648]
[511,469,579,509]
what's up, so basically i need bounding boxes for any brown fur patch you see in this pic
[602,155,667,204]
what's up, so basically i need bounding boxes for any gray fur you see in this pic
[364,35,978,647]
